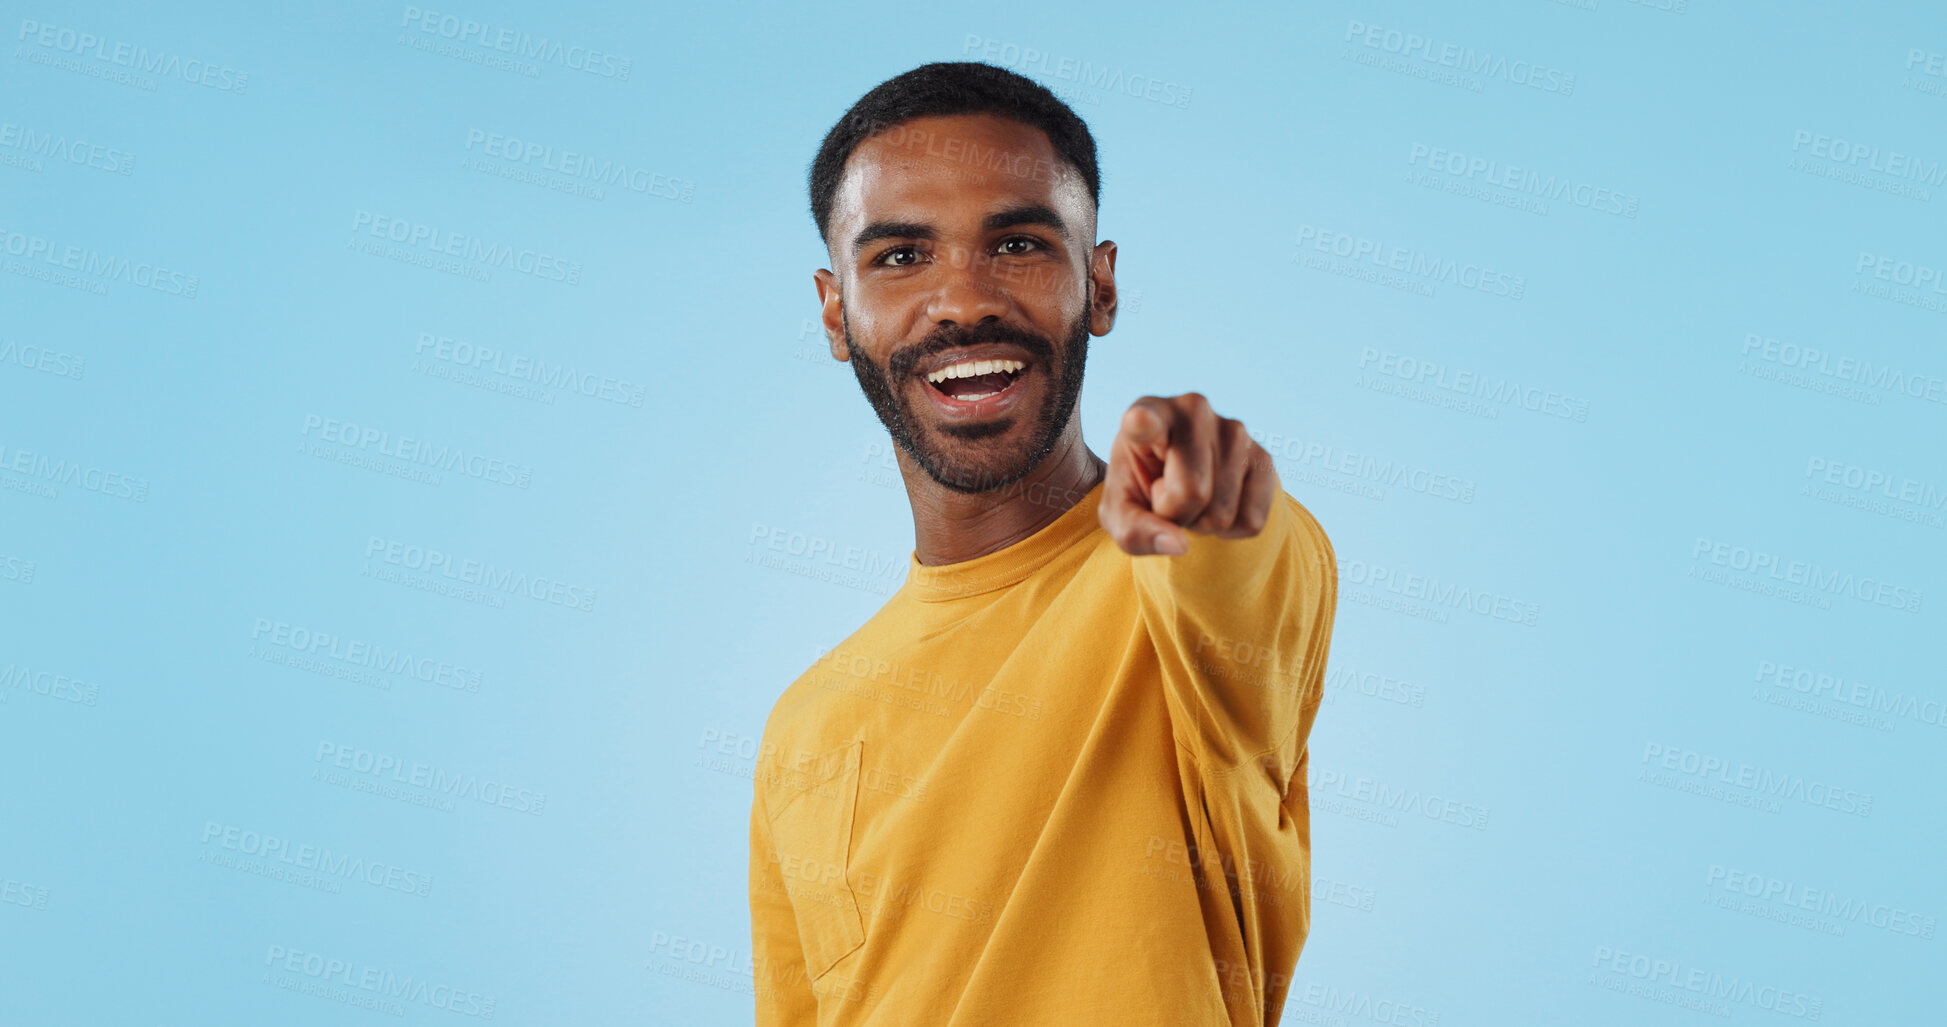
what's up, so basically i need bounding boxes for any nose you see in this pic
[923,245,1010,326]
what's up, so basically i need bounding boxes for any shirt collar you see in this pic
[903,479,1106,602]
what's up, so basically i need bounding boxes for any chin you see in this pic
[911,426,1044,494]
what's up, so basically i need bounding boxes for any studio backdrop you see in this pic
[2,1,1941,1023]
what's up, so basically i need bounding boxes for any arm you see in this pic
[1133,491,1336,775]
[750,782,820,1026]
[1101,394,1338,776]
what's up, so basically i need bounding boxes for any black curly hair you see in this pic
[807,61,1101,249]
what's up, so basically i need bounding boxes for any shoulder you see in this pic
[757,595,908,758]
[1277,490,1336,571]
[1267,491,1337,612]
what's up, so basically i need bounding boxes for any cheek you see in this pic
[845,285,914,336]
[841,298,894,354]
[1035,301,1089,345]
[848,324,899,368]
[1024,271,1087,321]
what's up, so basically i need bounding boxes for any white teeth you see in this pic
[926,358,1025,384]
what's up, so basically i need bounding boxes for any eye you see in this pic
[875,245,925,267]
[997,236,1042,256]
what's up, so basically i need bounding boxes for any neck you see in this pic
[901,426,1106,567]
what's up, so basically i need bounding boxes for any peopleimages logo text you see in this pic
[399,6,629,79]
[349,210,582,284]
[415,333,646,408]
[363,537,597,612]
[1691,538,1923,612]
[263,944,496,1018]
[16,19,250,92]
[301,414,532,487]
[1296,223,1525,298]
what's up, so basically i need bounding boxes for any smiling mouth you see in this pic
[924,358,1026,401]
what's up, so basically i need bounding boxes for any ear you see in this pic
[1087,240,1118,336]
[813,268,848,361]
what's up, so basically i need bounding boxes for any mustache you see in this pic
[886,321,1056,379]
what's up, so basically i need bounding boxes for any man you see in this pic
[750,62,1339,1026]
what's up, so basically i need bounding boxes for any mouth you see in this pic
[927,358,1025,400]
[915,348,1034,421]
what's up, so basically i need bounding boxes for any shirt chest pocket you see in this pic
[764,739,867,980]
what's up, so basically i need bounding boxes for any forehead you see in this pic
[831,113,1090,241]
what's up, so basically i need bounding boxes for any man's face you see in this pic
[815,113,1115,494]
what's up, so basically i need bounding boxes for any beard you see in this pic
[846,288,1091,495]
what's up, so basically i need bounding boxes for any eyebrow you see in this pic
[851,204,1070,260]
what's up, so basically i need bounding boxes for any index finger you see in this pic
[1121,397,1175,454]
[1099,447,1189,556]
[1148,393,1215,525]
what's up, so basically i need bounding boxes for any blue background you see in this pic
[4,1,1942,1023]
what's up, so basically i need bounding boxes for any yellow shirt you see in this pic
[749,479,1338,1026]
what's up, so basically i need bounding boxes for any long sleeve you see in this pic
[1133,489,1339,1025]
[750,780,821,1026]
[1130,488,1338,784]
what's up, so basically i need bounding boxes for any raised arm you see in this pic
[1099,393,1338,777]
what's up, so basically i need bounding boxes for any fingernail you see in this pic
[1154,531,1187,555]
